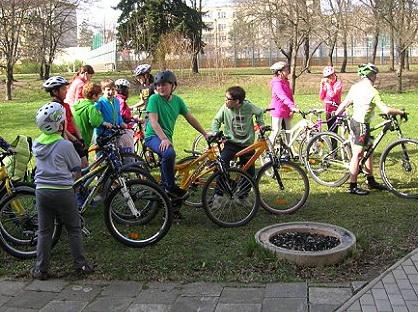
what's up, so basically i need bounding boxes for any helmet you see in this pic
[42,76,69,91]
[35,102,66,134]
[154,70,177,86]
[270,61,288,74]
[133,64,151,76]
[323,66,335,77]
[357,63,379,78]
[115,79,130,88]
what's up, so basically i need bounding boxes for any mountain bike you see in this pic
[305,112,418,199]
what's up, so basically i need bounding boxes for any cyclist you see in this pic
[320,65,343,132]
[65,65,95,106]
[145,70,208,202]
[133,64,155,111]
[335,63,405,195]
[268,61,299,144]
[32,102,93,280]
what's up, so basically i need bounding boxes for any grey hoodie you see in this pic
[33,139,81,188]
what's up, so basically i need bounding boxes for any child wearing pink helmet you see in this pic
[319,65,343,132]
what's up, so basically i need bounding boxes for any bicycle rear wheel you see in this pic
[202,168,259,228]
[104,179,172,248]
[0,188,62,259]
[305,132,351,187]
[256,161,309,215]
[380,138,418,199]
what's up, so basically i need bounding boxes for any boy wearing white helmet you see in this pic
[32,102,93,280]
[335,63,405,195]
[133,64,155,110]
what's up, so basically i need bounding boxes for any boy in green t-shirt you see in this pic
[145,70,207,201]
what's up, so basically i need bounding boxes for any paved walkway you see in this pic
[0,248,417,312]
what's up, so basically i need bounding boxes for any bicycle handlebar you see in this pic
[96,127,126,147]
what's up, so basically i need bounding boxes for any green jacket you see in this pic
[72,99,103,146]
[211,100,264,146]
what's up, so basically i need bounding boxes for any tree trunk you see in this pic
[389,27,395,72]
[39,59,45,80]
[340,38,348,73]
[191,52,199,74]
[44,63,51,80]
[328,47,334,66]
[303,36,311,73]
[5,62,13,100]
[406,49,410,71]
[371,31,379,64]
[290,35,298,94]
[397,46,404,93]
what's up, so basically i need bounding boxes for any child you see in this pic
[42,76,87,166]
[319,65,343,132]
[211,86,265,178]
[65,65,95,106]
[32,102,93,280]
[268,61,299,144]
[72,82,108,149]
[95,79,127,139]
[133,64,155,111]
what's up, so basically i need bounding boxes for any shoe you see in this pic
[32,270,49,280]
[172,210,183,221]
[76,263,94,275]
[165,185,189,200]
[348,186,369,195]
[366,180,387,191]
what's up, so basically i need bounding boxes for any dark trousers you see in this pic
[220,141,255,176]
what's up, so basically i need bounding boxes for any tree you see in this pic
[78,20,94,47]
[0,0,34,100]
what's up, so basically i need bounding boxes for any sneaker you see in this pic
[348,186,369,196]
[366,180,387,191]
[165,185,189,200]
[172,210,184,221]
[32,269,49,280]
[76,263,94,275]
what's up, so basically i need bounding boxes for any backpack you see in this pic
[4,135,34,182]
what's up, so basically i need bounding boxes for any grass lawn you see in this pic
[0,68,417,282]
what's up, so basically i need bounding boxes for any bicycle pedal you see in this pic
[81,226,91,238]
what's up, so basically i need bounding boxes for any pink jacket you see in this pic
[269,77,295,118]
[65,77,86,106]
[319,79,343,113]
[116,94,134,128]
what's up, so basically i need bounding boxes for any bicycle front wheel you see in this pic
[202,168,259,228]
[104,179,172,248]
[380,138,418,199]
[305,132,351,187]
[256,161,309,215]
[0,188,62,259]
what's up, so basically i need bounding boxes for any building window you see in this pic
[220,36,227,42]
[218,11,226,19]
[218,24,226,31]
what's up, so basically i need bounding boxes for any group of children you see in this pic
[0,60,405,280]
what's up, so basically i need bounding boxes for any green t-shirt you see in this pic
[145,93,189,141]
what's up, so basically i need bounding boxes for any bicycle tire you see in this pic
[120,152,150,172]
[0,188,62,259]
[104,179,172,248]
[380,138,418,199]
[256,161,309,215]
[305,131,351,187]
[202,168,259,228]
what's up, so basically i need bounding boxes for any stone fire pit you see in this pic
[255,222,356,266]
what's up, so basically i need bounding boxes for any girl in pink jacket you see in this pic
[319,65,343,132]
[65,65,95,106]
[269,61,299,144]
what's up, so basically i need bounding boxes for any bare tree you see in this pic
[0,0,34,100]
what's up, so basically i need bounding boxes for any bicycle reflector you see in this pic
[127,232,141,240]
[275,198,288,205]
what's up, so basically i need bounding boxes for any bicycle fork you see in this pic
[117,177,142,218]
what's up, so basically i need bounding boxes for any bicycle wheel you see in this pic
[191,133,206,154]
[120,152,149,172]
[380,138,418,199]
[0,188,62,259]
[256,161,309,215]
[305,132,351,187]
[104,179,172,248]
[202,168,259,228]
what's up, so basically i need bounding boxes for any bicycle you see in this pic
[232,111,310,215]
[305,112,418,199]
[175,132,260,227]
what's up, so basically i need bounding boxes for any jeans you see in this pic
[145,135,176,190]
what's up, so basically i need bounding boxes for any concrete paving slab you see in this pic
[127,303,171,312]
[374,299,393,311]
[387,293,405,306]
[384,283,401,295]
[38,300,88,312]
[396,279,413,290]
[391,306,408,312]
[346,300,361,311]
[134,288,180,304]
[219,287,264,304]
[145,282,181,291]
[171,296,217,312]
[0,281,26,297]
[24,279,68,293]
[402,265,418,275]
[264,282,307,298]
[351,281,368,293]
[371,288,388,300]
[360,306,378,312]
[309,303,340,312]
[359,292,374,306]
[262,297,307,312]
[0,296,10,307]
[55,283,103,301]
[100,281,143,298]
[382,273,396,284]
[180,282,223,297]
[405,300,418,311]
[407,274,418,283]
[83,297,133,312]
[0,307,38,312]
[309,287,352,305]
[392,269,408,280]
[214,303,261,312]
[400,288,417,301]
[2,290,57,310]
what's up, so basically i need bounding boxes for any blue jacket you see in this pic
[95,96,123,136]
